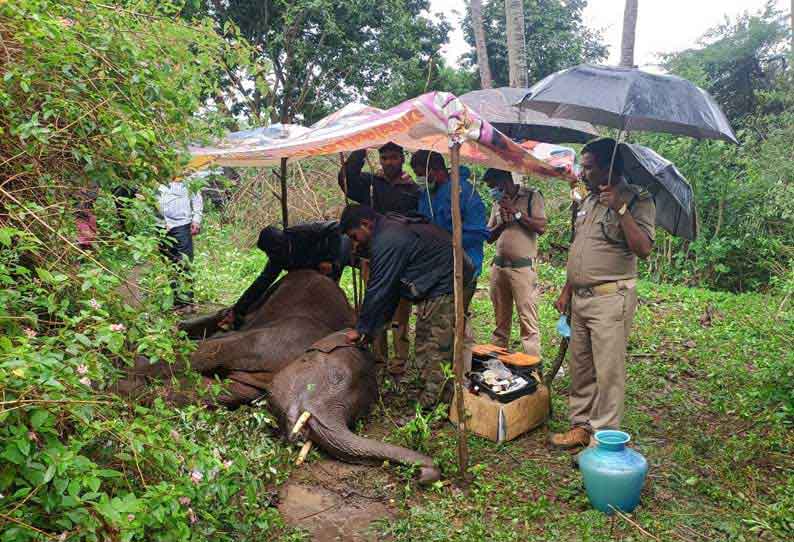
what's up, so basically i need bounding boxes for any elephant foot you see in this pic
[418,466,442,485]
[111,375,147,398]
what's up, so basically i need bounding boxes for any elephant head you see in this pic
[266,332,441,484]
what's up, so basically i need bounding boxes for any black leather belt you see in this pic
[493,256,533,269]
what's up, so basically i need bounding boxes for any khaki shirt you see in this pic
[566,184,656,288]
[488,187,546,260]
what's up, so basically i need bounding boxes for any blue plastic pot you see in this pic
[578,430,648,515]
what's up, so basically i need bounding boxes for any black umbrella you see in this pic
[620,142,697,241]
[460,87,599,144]
[519,64,738,144]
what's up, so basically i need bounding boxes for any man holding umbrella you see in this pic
[551,138,656,449]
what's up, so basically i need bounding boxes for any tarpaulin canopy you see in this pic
[188,92,572,181]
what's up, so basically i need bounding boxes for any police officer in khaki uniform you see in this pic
[550,139,656,449]
[484,169,547,358]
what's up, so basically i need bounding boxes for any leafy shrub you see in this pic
[0,1,303,540]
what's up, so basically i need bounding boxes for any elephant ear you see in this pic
[306,329,362,355]
[327,365,347,386]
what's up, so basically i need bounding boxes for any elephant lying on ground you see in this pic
[116,270,440,483]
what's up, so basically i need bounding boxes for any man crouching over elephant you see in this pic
[219,220,353,330]
[340,204,475,409]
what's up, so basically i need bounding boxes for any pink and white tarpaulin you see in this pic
[188,92,573,181]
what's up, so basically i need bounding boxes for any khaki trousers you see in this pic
[373,298,411,371]
[489,265,541,357]
[569,287,638,431]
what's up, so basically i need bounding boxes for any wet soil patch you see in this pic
[277,459,397,542]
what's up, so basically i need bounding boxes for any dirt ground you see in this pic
[277,460,396,542]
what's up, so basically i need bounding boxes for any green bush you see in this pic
[0,1,302,540]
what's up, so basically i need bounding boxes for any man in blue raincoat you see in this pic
[411,150,489,372]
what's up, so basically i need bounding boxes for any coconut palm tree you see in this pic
[470,0,493,88]
[620,0,639,67]
[504,0,528,87]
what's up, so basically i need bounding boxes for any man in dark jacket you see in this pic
[220,221,352,329]
[340,204,474,408]
[339,142,420,374]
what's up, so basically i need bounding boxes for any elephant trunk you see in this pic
[307,416,441,484]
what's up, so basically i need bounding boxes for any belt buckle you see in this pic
[577,287,594,298]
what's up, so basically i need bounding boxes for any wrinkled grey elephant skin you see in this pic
[116,270,440,483]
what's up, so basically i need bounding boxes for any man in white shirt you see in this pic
[157,178,203,309]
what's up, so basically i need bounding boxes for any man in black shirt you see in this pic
[220,221,352,329]
[339,142,420,375]
[338,142,420,214]
[340,204,474,408]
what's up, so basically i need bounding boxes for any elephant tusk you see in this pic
[291,411,311,437]
[296,440,312,466]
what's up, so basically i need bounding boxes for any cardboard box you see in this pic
[449,384,549,442]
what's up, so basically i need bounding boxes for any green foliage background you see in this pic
[0,1,301,540]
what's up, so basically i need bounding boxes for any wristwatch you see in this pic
[617,202,628,216]
[513,211,523,221]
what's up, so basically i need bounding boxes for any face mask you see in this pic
[490,187,504,201]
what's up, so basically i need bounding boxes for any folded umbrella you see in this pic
[519,64,738,144]
[620,142,697,241]
[460,87,599,144]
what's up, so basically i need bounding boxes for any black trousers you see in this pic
[160,224,194,306]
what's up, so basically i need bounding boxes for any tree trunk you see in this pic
[620,0,639,68]
[504,0,528,87]
[469,0,493,88]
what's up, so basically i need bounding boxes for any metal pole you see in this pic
[279,157,289,228]
[607,130,623,186]
[449,143,469,478]
[544,185,577,406]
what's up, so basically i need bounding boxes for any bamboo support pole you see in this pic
[338,151,363,312]
[449,143,469,478]
[279,157,289,227]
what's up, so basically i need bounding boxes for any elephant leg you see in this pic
[215,372,266,409]
[179,309,228,340]
[116,325,296,394]
[190,321,329,374]
[306,416,441,484]
[121,332,271,379]
[160,375,260,409]
[112,354,193,403]
[123,355,192,380]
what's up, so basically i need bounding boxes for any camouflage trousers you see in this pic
[414,286,475,408]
